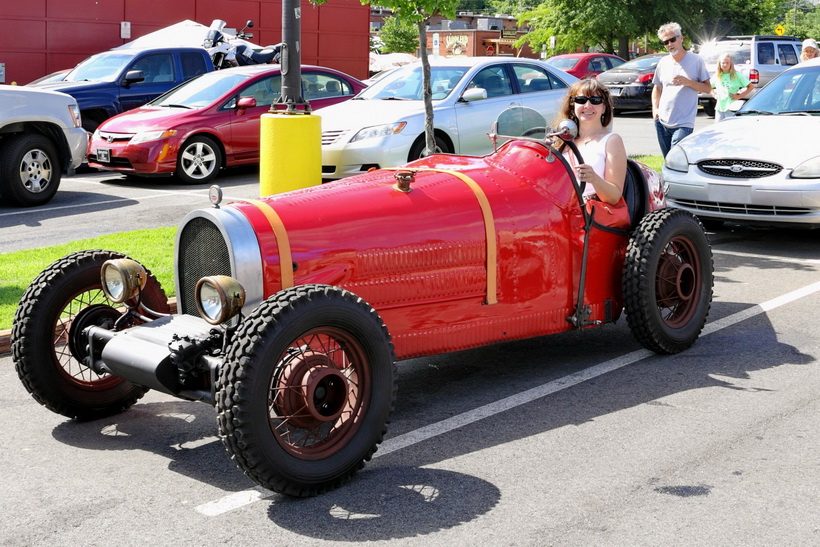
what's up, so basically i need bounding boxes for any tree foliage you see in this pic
[379,16,420,53]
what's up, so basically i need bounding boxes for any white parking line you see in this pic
[712,249,820,265]
[194,279,820,516]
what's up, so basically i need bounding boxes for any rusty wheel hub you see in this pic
[275,351,349,430]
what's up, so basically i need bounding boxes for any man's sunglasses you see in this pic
[573,96,605,105]
[662,35,680,46]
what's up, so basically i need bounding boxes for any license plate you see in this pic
[609,87,622,96]
[96,148,111,163]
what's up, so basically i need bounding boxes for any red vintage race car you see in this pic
[12,108,713,497]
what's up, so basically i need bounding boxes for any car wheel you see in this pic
[216,284,397,497]
[408,135,450,161]
[12,250,170,420]
[176,136,222,184]
[623,209,713,354]
[702,99,716,117]
[0,133,61,206]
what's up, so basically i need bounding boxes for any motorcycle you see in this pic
[203,19,281,69]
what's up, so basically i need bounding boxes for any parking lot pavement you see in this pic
[614,109,712,156]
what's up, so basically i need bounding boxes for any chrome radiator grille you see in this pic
[177,217,232,316]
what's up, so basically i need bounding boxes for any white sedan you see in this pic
[663,58,820,226]
[319,57,579,179]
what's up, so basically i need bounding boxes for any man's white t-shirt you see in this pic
[652,52,709,129]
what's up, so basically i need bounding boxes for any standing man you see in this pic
[651,22,711,157]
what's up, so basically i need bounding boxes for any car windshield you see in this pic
[699,43,752,65]
[545,57,580,69]
[151,71,251,108]
[64,53,137,82]
[358,64,470,100]
[738,65,820,115]
[618,55,662,70]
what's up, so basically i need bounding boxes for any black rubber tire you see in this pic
[702,99,716,117]
[216,284,397,497]
[623,208,713,354]
[175,135,222,184]
[12,250,170,420]
[408,134,449,161]
[0,133,61,206]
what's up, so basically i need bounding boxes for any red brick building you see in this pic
[0,0,371,85]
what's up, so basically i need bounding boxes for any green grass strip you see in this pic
[1,227,177,331]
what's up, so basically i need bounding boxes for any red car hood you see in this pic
[97,106,194,133]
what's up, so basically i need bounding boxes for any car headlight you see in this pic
[792,155,820,179]
[665,145,690,173]
[349,122,407,143]
[195,276,246,325]
[101,259,147,303]
[130,129,178,144]
[68,104,82,128]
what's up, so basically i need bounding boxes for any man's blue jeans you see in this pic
[655,119,693,158]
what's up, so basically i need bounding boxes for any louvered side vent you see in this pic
[177,217,232,316]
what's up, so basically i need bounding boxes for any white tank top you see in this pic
[564,132,615,197]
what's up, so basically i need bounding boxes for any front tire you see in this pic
[216,284,397,497]
[0,133,61,206]
[408,134,449,161]
[175,136,222,184]
[623,209,713,354]
[12,250,170,420]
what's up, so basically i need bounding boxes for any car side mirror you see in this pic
[123,70,145,85]
[236,96,257,111]
[461,88,488,102]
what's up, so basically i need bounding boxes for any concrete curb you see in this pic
[0,329,9,356]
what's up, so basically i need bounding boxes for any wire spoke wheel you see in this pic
[623,209,714,354]
[216,284,397,497]
[12,250,169,420]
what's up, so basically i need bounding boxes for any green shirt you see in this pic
[711,71,751,112]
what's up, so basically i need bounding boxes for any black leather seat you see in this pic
[623,159,649,227]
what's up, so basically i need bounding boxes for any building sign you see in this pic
[445,34,469,56]
[500,30,517,39]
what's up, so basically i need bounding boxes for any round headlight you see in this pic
[101,259,147,303]
[195,276,246,324]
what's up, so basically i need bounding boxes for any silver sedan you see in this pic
[319,57,578,179]
[663,58,820,226]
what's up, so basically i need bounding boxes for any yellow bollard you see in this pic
[259,112,322,196]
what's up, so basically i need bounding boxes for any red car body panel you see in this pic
[227,140,664,360]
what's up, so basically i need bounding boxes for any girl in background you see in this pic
[711,53,754,122]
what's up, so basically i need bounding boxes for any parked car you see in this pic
[0,85,88,206]
[596,53,666,112]
[320,57,578,179]
[26,69,71,86]
[696,35,802,116]
[28,47,215,131]
[663,58,820,226]
[87,64,366,184]
[13,106,713,497]
[544,53,625,79]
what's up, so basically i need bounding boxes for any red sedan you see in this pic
[87,64,366,184]
[545,53,625,79]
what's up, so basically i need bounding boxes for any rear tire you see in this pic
[0,133,61,206]
[623,209,713,354]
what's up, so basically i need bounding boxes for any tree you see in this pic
[379,16,420,53]
[362,0,460,156]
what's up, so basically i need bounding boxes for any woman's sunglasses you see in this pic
[573,96,604,105]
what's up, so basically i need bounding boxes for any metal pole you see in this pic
[276,0,310,112]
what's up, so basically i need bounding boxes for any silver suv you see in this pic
[697,35,802,116]
[0,85,88,206]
